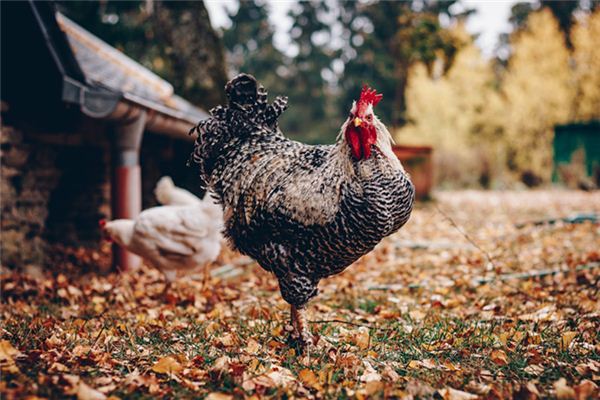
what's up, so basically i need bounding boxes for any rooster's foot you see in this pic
[288,305,318,353]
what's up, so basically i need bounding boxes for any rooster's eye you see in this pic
[366,115,373,121]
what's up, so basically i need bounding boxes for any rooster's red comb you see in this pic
[358,85,383,108]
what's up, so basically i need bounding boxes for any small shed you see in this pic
[1,1,209,271]
[553,121,600,187]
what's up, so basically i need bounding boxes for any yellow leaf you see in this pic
[364,380,384,395]
[409,310,426,321]
[77,381,107,400]
[438,387,478,400]
[574,380,597,400]
[407,360,420,369]
[355,327,370,350]
[0,340,22,374]
[560,331,577,351]
[298,368,320,390]
[554,378,576,400]
[205,393,233,400]
[217,333,235,347]
[490,349,508,366]
[244,339,260,354]
[151,356,183,375]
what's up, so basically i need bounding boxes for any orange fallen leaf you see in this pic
[554,378,576,400]
[560,331,577,351]
[205,393,233,400]
[491,349,508,366]
[298,368,320,390]
[244,338,260,354]
[0,340,22,374]
[77,380,107,400]
[355,327,370,350]
[438,387,478,400]
[151,356,183,375]
[574,380,597,400]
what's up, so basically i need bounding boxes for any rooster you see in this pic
[190,74,414,348]
[101,179,223,289]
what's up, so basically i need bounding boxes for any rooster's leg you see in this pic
[290,306,314,350]
[160,280,172,298]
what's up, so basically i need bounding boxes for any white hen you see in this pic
[102,178,223,283]
[154,176,204,207]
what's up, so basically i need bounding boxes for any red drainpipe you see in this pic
[111,110,146,270]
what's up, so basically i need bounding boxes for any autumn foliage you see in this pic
[398,9,600,187]
[2,191,599,399]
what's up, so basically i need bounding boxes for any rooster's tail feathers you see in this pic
[223,73,288,126]
[188,73,288,173]
[226,73,260,110]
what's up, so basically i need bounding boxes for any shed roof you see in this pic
[56,11,207,124]
[55,12,207,123]
[1,1,207,131]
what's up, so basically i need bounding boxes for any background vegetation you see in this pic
[58,0,600,188]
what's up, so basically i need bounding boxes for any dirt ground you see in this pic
[1,190,599,399]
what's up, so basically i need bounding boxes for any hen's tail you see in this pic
[154,176,202,206]
[188,74,288,172]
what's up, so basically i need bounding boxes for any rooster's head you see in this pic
[344,85,383,160]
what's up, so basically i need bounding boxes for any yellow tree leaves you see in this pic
[572,9,600,121]
[398,23,505,187]
[398,8,600,185]
[502,8,574,181]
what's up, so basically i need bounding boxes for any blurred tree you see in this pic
[57,0,227,109]
[502,9,573,183]
[222,0,286,93]
[572,8,600,121]
[398,24,504,187]
[282,1,339,143]
[507,1,600,47]
[336,0,467,128]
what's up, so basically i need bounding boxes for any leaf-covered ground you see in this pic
[1,190,599,399]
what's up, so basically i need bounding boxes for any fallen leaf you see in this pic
[205,393,233,400]
[574,380,597,400]
[438,387,478,400]
[490,349,508,366]
[151,356,183,375]
[0,340,22,373]
[77,381,107,400]
[554,378,576,400]
[355,327,370,350]
[364,380,384,396]
[560,331,577,351]
[244,338,260,354]
[409,310,426,321]
[360,361,381,382]
[298,368,320,390]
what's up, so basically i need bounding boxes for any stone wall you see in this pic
[1,115,111,268]
[0,109,203,270]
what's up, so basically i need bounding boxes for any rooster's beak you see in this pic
[353,117,363,127]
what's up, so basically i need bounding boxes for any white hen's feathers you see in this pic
[154,176,203,206]
[104,177,224,280]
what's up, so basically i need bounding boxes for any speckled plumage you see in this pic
[190,74,414,308]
